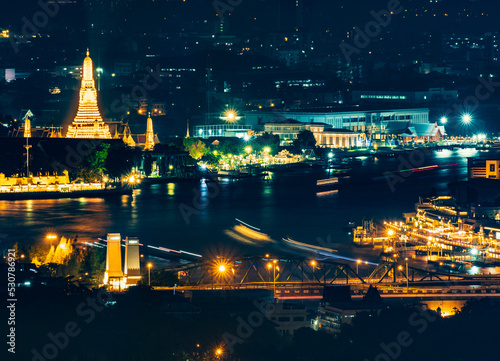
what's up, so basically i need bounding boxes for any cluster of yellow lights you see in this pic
[66,49,111,139]
[126,174,141,184]
[32,235,73,266]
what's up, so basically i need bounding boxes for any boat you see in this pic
[341,157,362,165]
[217,169,268,179]
[282,237,338,254]
[327,168,351,176]
[316,178,340,196]
[316,177,339,187]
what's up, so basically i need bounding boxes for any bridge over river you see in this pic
[155,256,500,300]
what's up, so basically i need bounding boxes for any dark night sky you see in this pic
[2,0,500,35]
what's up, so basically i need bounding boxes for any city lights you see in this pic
[4,3,500,359]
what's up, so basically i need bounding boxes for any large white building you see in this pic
[194,108,431,147]
[244,108,430,131]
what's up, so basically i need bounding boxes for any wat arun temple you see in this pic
[65,49,112,139]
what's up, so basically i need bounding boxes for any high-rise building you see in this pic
[66,49,111,139]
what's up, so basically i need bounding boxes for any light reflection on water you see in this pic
[0,149,496,253]
[167,183,176,196]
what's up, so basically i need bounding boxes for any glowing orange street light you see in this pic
[46,233,57,247]
[270,259,279,296]
[147,263,152,286]
[218,264,226,273]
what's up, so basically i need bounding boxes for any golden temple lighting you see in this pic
[24,116,31,138]
[144,113,155,151]
[66,49,111,139]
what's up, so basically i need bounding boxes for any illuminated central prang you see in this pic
[66,49,111,139]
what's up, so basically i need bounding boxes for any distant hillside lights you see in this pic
[340,0,404,62]
[9,0,64,54]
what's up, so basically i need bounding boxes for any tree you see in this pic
[201,151,220,167]
[219,138,242,156]
[141,269,179,286]
[143,152,153,176]
[293,130,317,148]
[105,143,137,179]
[183,138,208,160]
[72,143,110,182]
[252,132,280,154]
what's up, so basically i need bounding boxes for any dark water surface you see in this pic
[0,148,486,255]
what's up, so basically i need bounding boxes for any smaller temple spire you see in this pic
[86,48,89,57]
[186,119,190,138]
[144,112,155,151]
[24,116,31,138]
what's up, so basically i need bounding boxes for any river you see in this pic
[0,148,486,257]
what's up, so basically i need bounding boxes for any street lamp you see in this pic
[356,260,361,274]
[462,114,472,124]
[215,348,224,358]
[228,112,235,121]
[46,233,57,248]
[405,257,409,291]
[268,259,278,296]
[440,117,448,124]
[311,260,316,276]
[147,263,152,286]
[221,108,241,123]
